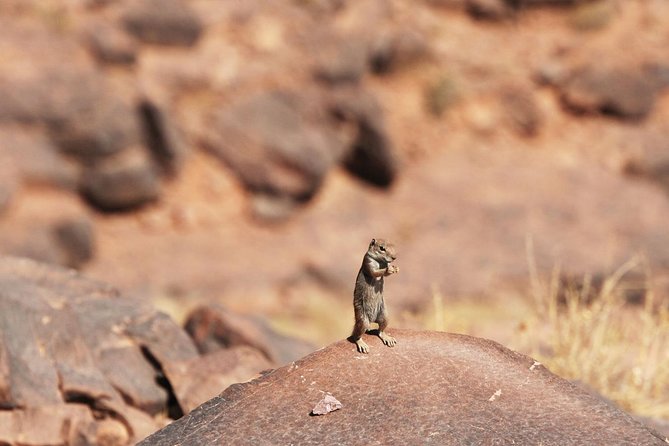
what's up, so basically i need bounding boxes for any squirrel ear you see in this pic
[370,238,376,246]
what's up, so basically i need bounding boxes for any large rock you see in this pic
[48,92,142,162]
[0,25,99,126]
[0,257,195,444]
[203,90,354,205]
[559,67,658,120]
[139,330,665,445]
[0,192,95,268]
[0,256,302,445]
[331,88,398,188]
[80,148,162,211]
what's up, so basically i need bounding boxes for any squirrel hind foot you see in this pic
[379,332,397,347]
[355,339,370,353]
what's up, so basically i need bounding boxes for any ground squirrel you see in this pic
[349,238,398,353]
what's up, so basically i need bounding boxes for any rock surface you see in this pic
[121,0,203,47]
[202,90,354,205]
[0,257,199,442]
[0,192,95,268]
[139,330,666,445]
[184,304,317,365]
[164,346,273,414]
[559,67,659,120]
[0,257,286,445]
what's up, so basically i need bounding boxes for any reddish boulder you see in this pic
[80,148,161,211]
[184,304,316,365]
[0,257,288,445]
[332,88,397,188]
[0,192,95,268]
[0,257,198,443]
[139,330,665,445]
[559,67,658,120]
[202,90,353,206]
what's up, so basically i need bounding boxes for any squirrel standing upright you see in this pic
[349,238,399,354]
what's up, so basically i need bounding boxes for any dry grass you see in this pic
[417,246,669,421]
[517,253,669,420]
[268,286,353,347]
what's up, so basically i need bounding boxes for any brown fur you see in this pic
[349,238,398,353]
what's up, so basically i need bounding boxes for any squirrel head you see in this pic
[368,238,397,263]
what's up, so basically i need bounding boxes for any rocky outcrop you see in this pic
[139,330,666,445]
[0,257,285,445]
[0,257,170,444]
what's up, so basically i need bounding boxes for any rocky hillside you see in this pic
[1,0,669,314]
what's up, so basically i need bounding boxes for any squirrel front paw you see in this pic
[387,264,399,275]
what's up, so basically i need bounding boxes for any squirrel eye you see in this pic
[379,246,385,252]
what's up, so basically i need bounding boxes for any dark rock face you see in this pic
[121,0,203,47]
[203,90,353,204]
[50,94,142,162]
[139,100,187,176]
[332,89,397,187]
[0,256,193,443]
[559,67,658,120]
[139,330,665,445]
[0,256,306,445]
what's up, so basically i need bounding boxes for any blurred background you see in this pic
[1,0,668,429]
